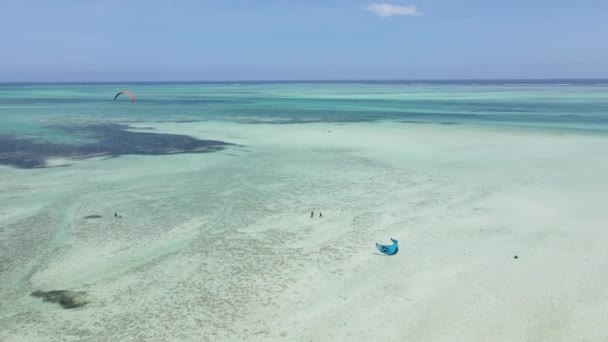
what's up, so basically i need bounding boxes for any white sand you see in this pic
[1,122,608,341]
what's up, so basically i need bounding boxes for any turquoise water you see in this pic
[3,81,608,340]
[1,81,608,141]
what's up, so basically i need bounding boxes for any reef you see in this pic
[31,290,89,309]
[0,123,233,169]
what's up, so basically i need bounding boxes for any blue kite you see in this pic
[376,238,399,255]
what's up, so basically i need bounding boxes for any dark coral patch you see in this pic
[0,123,233,169]
[31,290,89,309]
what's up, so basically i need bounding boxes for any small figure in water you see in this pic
[319,212,323,218]
[114,213,118,218]
[310,211,314,218]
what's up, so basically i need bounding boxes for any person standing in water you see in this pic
[319,212,323,218]
[310,211,314,218]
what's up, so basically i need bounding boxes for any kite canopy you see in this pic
[114,91,135,103]
[376,238,399,255]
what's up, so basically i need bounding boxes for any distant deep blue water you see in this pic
[1,80,608,140]
[3,79,608,85]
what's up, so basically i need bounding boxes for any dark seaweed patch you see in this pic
[31,290,88,309]
[0,123,234,169]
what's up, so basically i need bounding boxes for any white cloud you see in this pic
[363,3,421,17]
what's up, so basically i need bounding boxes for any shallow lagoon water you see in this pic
[1,82,608,341]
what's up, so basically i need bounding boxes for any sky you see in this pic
[1,0,607,81]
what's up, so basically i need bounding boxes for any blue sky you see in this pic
[1,0,607,81]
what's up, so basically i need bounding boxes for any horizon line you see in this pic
[2,77,608,85]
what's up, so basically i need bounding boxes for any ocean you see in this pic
[2,80,608,341]
[2,80,608,138]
